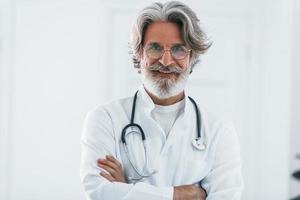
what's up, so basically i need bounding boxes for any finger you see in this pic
[98,163,117,176]
[105,155,121,168]
[98,159,119,171]
[100,171,115,182]
[98,158,120,170]
[198,186,207,198]
[106,155,122,168]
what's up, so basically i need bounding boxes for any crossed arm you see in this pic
[81,108,243,199]
[98,155,207,200]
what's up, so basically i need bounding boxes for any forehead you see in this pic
[143,21,184,46]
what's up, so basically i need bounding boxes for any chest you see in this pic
[115,112,211,186]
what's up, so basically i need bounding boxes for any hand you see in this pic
[97,155,126,183]
[173,184,207,200]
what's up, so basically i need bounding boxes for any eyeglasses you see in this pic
[143,42,191,60]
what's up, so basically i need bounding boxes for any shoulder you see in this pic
[202,108,235,131]
[186,96,234,133]
[81,96,133,141]
[200,107,237,145]
[84,95,134,126]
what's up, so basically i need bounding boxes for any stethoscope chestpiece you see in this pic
[192,137,206,151]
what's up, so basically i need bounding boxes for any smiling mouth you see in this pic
[151,71,179,80]
[152,70,176,74]
[152,71,174,77]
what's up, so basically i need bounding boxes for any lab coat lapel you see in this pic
[134,86,197,156]
[135,87,167,148]
[160,94,195,156]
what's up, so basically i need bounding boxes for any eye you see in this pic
[171,44,186,52]
[145,43,164,59]
[171,44,189,59]
[148,43,163,51]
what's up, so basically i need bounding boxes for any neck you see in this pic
[144,86,185,106]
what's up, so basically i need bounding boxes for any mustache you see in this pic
[148,63,184,74]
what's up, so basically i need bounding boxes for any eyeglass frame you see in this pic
[142,42,192,60]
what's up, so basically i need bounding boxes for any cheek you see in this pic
[141,58,156,68]
[177,59,190,69]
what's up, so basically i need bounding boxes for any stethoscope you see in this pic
[121,91,206,182]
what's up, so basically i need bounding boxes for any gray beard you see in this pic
[141,67,190,99]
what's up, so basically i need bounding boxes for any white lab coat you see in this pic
[80,86,243,200]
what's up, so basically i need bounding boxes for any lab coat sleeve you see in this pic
[201,122,244,200]
[80,106,173,200]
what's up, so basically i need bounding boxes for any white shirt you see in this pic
[80,86,243,200]
[151,98,185,137]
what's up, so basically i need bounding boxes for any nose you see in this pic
[158,50,175,66]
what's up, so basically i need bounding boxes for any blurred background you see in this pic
[0,0,299,199]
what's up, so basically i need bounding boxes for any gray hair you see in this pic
[130,1,212,73]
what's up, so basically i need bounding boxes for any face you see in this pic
[140,21,191,99]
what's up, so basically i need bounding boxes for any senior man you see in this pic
[80,1,243,200]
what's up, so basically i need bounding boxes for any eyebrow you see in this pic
[146,42,185,46]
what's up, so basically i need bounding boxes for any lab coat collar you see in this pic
[136,85,198,154]
[137,85,155,112]
[136,85,199,155]
[137,85,193,117]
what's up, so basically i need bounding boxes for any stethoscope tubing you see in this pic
[121,91,202,144]
[121,90,204,181]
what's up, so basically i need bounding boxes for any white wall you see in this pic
[0,0,102,199]
[289,0,300,197]
[0,0,296,199]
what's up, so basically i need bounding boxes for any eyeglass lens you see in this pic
[145,42,190,60]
